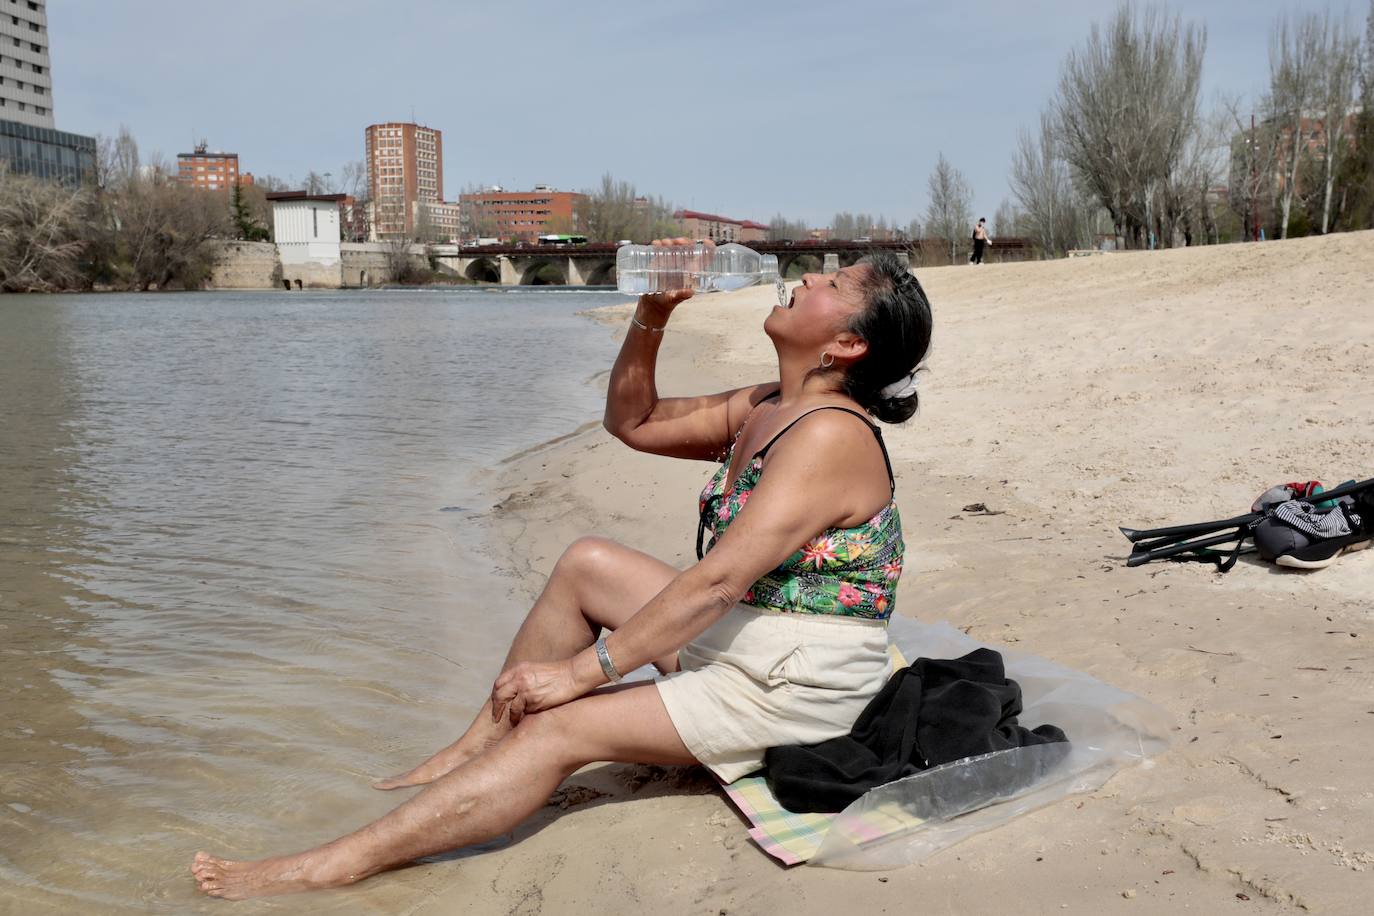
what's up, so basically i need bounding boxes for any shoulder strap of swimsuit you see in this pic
[732,387,781,437]
[754,406,896,494]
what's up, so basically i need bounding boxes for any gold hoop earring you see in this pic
[819,352,835,369]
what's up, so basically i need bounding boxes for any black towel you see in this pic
[763,648,1070,813]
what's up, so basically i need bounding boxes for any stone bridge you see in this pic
[433,238,1031,287]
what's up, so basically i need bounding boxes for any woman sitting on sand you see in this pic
[191,243,933,899]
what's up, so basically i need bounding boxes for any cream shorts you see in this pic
[655,603,892,783]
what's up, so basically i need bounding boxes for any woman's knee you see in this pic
[508,707,586,768]
[553,536,623,584]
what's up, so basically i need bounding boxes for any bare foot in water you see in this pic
[190,847,361,899]
[372,721,509,790]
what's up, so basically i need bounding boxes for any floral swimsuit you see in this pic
[696,403,904,621]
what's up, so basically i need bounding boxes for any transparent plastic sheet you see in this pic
[807,616,1176,870]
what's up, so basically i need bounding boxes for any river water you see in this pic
[0,288,627,912]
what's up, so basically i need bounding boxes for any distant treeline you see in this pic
[998,0,1374,257]
[0,129,275,293]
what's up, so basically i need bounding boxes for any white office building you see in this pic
[0,0,53,128]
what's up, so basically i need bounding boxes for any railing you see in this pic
[439,238,1033,258]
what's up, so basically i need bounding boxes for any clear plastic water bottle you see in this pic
[617,242,778,295]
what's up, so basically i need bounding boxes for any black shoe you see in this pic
[1274,534,1372,569]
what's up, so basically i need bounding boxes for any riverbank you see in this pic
[420,232,1374,915]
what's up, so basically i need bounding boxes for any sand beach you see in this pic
[414,232,1374,915]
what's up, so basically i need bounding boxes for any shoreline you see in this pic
[424,233,1374,915]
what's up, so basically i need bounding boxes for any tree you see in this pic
[992,199,1025,239]
[1053,2,1206,248]
[1311,14,1360,233]
[231,181,270,242]
[1343,0,1374,228]
[111,164,231,289]
[458,182,499,240]
[578,174,682,242]
[924,152,974,264]
[413,200,439,244]
[1156,102,1228,246]
[1268,11,1326,239]
[1223,95,1280,241]
[768,213,810,241]
[253,174,291,192]
[336,160,369,242]
[303,170,333,195]
[382,238,430,284]
[1009,111,1081,256]
[0,165,87,292]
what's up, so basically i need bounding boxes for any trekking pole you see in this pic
[1120,512,1256,546]
[1125,526,1254,567]
[1115,513,1258,549]
[1120,477,1374,549]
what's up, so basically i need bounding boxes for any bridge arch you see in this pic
[465,258,500,283]
[583,260,616,286]
[520,259,568,286]
[780,253,822,279]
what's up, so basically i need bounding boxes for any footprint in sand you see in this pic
[546,784,612,810]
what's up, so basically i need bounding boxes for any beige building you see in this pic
[0,0,96,186]
[365,121,443,239]
[0,0,52,128]
[674,209,768,243]
[417,200,463,243]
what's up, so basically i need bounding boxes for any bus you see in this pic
[538,233,588,246]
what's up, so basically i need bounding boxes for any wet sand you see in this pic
[412,232,1373,915]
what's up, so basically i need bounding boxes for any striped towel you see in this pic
[719,644,923,866]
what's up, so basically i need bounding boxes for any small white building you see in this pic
[267,191,344,288]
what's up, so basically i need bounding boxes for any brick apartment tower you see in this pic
[365,121,443,239]
[176,141,253,191]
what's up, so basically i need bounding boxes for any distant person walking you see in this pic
[969,218,991,265]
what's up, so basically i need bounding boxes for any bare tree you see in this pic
[1010,111,1081,256]
[0,165,87,291]
[768,213,810,241]
[1156,101,1229,245]
[1268,11,1326,238]
[1223,94,1281,241]
[992,198,1025,239]
[97,125,142,192]
[413,201,439,244]
[458,183,499,241]
[1335,1,1374,229]
[1311,15,1360,233]
[578,174,682,242]
[253,174,291,192]
[1054,2,1206,248]
[335,160,369,242]
[924,152,974,264]
[382,238,429,284]
[830,212,858,240]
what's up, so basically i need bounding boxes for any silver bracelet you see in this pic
[595,636,623,683]
[630,314,665,333]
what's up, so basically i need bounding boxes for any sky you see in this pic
[48,0,1339,228]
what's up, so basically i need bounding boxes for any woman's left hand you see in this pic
[490,659,583,726]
